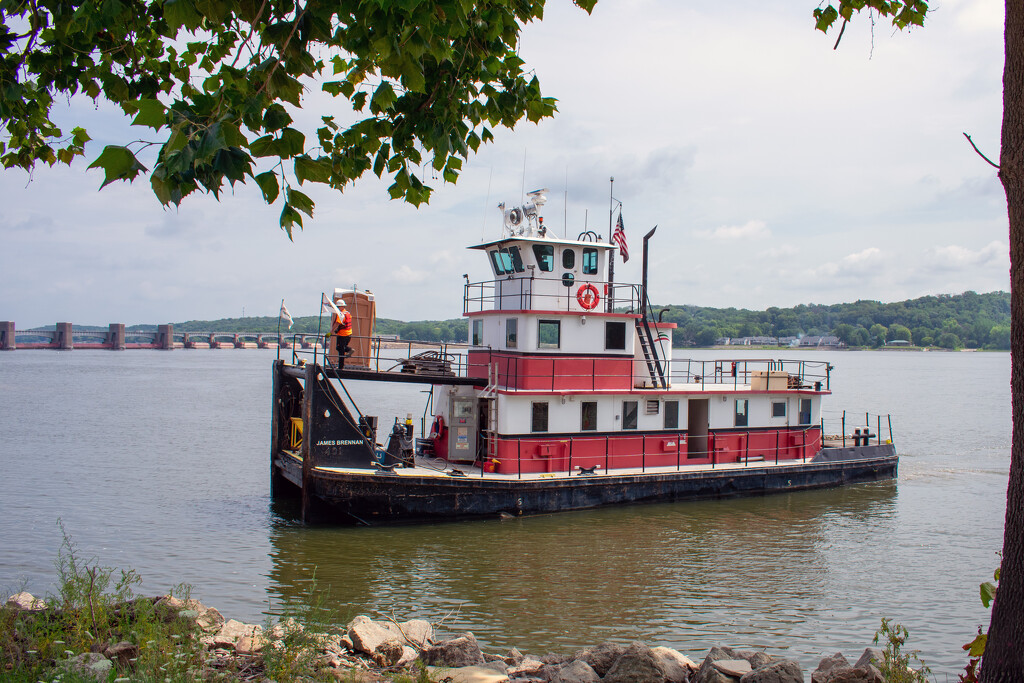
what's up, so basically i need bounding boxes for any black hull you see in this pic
[273,444,897,524]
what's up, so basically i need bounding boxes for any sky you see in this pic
[0,0,1010,328]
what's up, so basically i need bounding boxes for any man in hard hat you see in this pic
[331,299,354,367]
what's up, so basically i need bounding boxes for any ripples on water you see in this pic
[0,348,1009,675]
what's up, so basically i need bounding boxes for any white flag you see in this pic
[322,293,342,319]
[279,301,293,329]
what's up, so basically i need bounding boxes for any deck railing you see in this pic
[463,278,644,314]
[291,338,835,393]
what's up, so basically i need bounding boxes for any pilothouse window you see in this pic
[583,248,598,275]
[488,247,525,275]
[562,249,576,269]
[533,245,554,272]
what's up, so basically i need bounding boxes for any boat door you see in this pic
[448,396,479,463]
[687,399,709,459]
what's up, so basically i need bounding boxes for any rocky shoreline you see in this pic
[4,591,892,683]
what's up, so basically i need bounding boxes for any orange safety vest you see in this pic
[332,310,353,337]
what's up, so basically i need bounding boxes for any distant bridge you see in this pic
[0,322,325,351]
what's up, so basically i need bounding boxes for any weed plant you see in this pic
[1,521,202,682]
[873,617,932,683]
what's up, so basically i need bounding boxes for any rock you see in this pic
[209,619,263,650]
[853,649,883,670]
[547,660,600,683]
[103,641,138,667]
[195,606,225,632]
[60,653,112,682]
[482,660,511,674]
[572,642,630,676]
[740,652,773,670]
[651,646,697,682]
[739,659,803,683]
[373,640,407,667]
[349,615,401,655]
[427,665,510,683]
[603,642,668,683]
[5,591,46,611]
[713,660,752,678]
[396,645,419,668]
[541,652,574,666]
[235,633,268,656]
[693,647,742,683]
[348,615,435,654]
[421,632,486,667]
[812,667,883,683]
[811,654,850,683]
[506,647,525,665]
[341,634,355,651]
[507,656,546,677]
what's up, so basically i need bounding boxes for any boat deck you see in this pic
[280,450,831,481]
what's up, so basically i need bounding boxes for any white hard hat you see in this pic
[338,299,347,307]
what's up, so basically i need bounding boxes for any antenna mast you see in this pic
[607,177,615,313]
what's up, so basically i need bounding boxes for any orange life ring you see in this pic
[576,283,600,310]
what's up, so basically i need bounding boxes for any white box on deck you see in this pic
[751,371,789,391]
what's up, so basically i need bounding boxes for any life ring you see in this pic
[576,283,600,310]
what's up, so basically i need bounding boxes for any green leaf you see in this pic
[981,581,997,608]
[286,187,314,217]
[294,155,332,184]
[370,82,398,113]
[280,203,303,238]
[165,0,203,31]
[255,171,280,203]
[964,632,987,657]
[88,145,148,188]
[277,128,306,158]
[131,99,168,130]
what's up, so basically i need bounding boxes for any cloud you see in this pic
[694,220,770,241]
[391,265,430,284]
[926,241,1008,271]
[811,247,885,279]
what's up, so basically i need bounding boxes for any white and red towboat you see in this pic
[270,191,897,524]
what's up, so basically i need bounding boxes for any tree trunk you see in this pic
[982,1,1024,680]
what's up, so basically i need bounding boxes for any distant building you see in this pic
[798,335,842,348]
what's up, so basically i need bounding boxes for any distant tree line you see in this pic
[154,290,1009,350]
[658,291,1010,350]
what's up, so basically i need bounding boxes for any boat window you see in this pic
[799,398,812,425]
[532,402,549,432]
[581,401,597,431]
[646,400,660,415]
[533,245,554,272]
[622,401,638,430]
[538,320,561,349]
[472,319,483,346]
[664,400,679,429]
[582,248,598,275]
[507,246,525,272]
[489,250,510,275]
[605,321,626,350]
[735,399,749,427]
[489,247,524,275]
[772,401,786,418]
[562,273,575,287]
[562,249,576,269]
[505,318,518,348]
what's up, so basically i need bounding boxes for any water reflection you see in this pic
[265,482,898,661]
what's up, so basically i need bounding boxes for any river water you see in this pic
[0,348,1009,677]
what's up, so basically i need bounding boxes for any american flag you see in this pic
[613,213,629,262]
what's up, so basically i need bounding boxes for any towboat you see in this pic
[270,191,897,524]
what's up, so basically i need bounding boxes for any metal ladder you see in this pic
[480,362,499,458]
[635,301,668,388]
